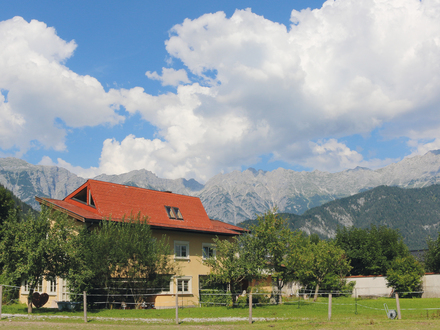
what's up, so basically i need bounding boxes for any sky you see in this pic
[1,0,440,183]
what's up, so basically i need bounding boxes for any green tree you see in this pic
[335,225,409,275]
[425,233,440,273]
[250,209,301,298]
[291,240,351,301]
[386,255,424,297]
[0,206,75,313]
[0,185,18,225]
[67,215,177,307]
[204,232,266,292]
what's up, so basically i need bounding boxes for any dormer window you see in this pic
[72,187,95,208]
[165,206,183,220]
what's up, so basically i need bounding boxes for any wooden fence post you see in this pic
[396,293,401,320]
[328,293,332,321]
[175,281,179,325]
[249,291,252,324]
[83,291,87,323]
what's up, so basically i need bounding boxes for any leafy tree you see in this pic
[425,233,440,273]
[250,209,302,298]
[0,206,75,313]
[386,255,424,297]
[67,215,177,308]
[0,185,18,225]
[290,240,352,301]
[335,225,409,275]
[204,232,267,292]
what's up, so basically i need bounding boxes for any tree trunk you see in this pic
[313,283,320,302]
[27,288,34,314]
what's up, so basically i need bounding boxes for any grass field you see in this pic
[2,296,440,329]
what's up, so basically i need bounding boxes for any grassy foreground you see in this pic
[2,296,440,329]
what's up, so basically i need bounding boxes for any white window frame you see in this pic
[22,279,43,293]
[174,241,189,259]
[202,243,216,259]
[48,278,57,295]
[171,276,192,294]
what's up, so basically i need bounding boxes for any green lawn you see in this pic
[2,296,440,328]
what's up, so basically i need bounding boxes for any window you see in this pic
[173,276,192,294]
[23,279,43,293]
[165,206,183,220]
[202,244,216,259]
[72,187,87,204]
[177,279,190,293]
[48,278,57,294]
[174,241,189,259]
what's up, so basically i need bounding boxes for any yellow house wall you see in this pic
[152,229,232,308]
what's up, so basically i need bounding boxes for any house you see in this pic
[20,179,245,308]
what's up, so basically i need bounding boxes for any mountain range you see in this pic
[240,184,440,250]
[1,150,440,225]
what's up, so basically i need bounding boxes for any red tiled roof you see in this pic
[36,179,243,236]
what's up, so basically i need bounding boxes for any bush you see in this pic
[235,295,248,308]
[386,255,424,298]
[199,289,232,307]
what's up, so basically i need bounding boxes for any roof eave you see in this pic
[35,196,86,222]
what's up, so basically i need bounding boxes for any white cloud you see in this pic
[286,139,396,172]
[5,0,440,181]
[106,0,440,180]
[145,68,190,86]
[0,16,124,153]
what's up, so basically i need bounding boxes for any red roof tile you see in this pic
[36,179,243,236]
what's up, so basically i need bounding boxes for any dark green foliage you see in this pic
[0,206,75,313]
[386,255,425,297]
[286,239,352,301]
[0,185,18,224]
[66,216,176,308]
[425,233,440,273]
[200,289,233,307]
[335,225,409,276]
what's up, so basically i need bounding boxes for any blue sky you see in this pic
[1,0,440,182]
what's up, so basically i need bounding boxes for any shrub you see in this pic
[386,255,424,298]
[199,289,233,307]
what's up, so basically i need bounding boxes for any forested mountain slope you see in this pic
[241,184,440,250]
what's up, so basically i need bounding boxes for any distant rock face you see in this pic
[0,158,86,209]
[2,150,440,224]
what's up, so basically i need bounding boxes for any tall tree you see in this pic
[335,225,409,275]
[289,240,351,301]
[0,206,75,313]
[425,233,440,273]
[67,215,177,307]
[386,255,424,297]
[204,232,267,292]
[250,209,301,297]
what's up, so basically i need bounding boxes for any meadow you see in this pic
[1,296,440,329]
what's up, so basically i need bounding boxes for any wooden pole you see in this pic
[396,293,401,320]
[0,285,3,320]
[83,291,87,323]
[328,293,332,321]
[355,288,357,315]
[249,291,252,324]
[175,281,179,325]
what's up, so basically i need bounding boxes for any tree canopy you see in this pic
[335,225,409,276]
[425,233,440,273]
[0,206,75,313]
[66,215,177,307]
